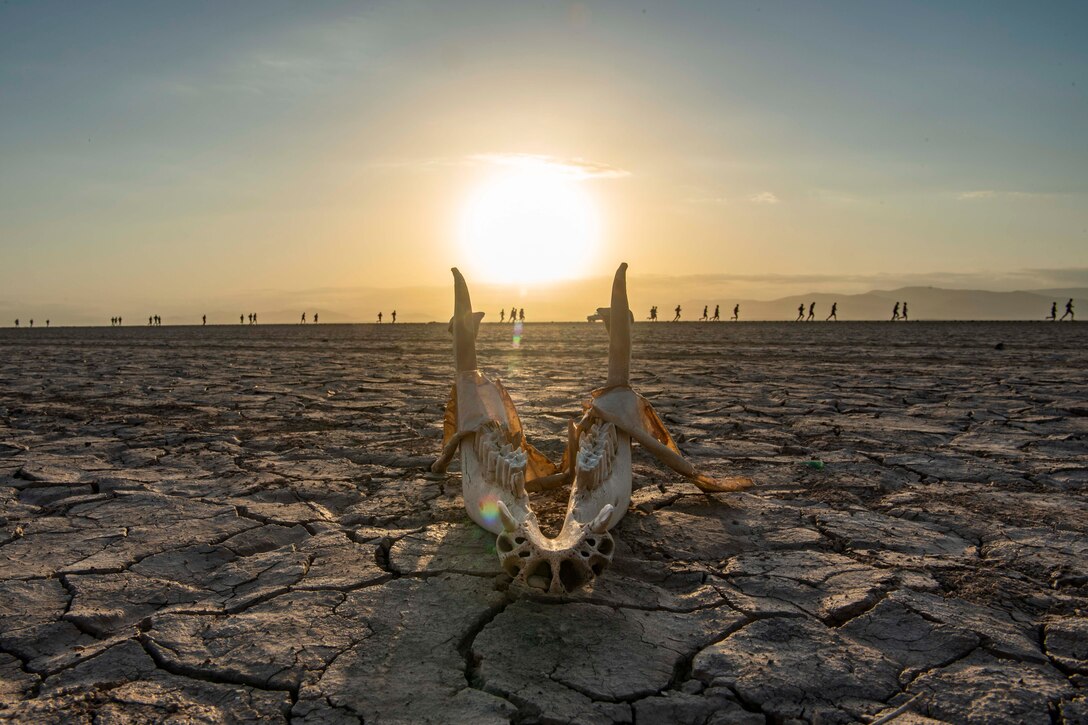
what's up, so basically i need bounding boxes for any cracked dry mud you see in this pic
[1,321,1086,724]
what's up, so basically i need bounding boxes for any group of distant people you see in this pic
[110,317,123,326]
[498,307,526,323]
[11,319,48,328]
[791,302,843,321]
[148,315,162,326]
[649,300,912,321]
[299,312,319,324]
[648,304,741,322]
[1046,299,1075,321]
[376,310,396,323]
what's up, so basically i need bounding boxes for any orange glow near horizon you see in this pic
[457,161,601,285]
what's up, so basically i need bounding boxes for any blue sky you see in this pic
[2,1,1086,319]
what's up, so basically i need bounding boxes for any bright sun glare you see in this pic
[458,163,601,284]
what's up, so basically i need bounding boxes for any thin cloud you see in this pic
[369,153,630,179]
[1010,267,1088,288]
[471,153,630,179]
[957,190,1040,201]
[685,191,781,205]
[748,191,780,204]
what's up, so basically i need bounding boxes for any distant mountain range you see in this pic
[2,284,1084,325]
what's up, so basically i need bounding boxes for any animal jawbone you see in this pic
[492,418,631,595]
[437,264,753,597]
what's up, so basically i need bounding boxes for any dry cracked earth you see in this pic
[1,321,1086,724]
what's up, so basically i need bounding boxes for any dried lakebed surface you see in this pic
[1,321,1086,724]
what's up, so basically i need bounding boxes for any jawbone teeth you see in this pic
[476,426,530,495]
[575,421,618,492]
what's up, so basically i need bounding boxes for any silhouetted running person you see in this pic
[241,314,245,324]
[672,305,681,322]
[732,304,739,321]
[1060,299,1075,321]
[806,302,815,321]
[649,306,658,321]
[46,320,49,327]
[118,317,122,326]
[510,306,517,323]
[826,302,838,321]
[1046,302,1057,321]
[392,310,397,323]
[712,304,720,321]
[314,313,318,324]
[14,319,18,327]
[203,315,207,326]
[301,313,306,324]
[700,305,708,321]
[155,315,161,326]
[518,308,524,322]
[500,309,505,323]
[149,316,153,326]
[796,304,804,321]
[377,312,382,323]
[29,319,33,328]
[902,302,909,321]
[253,313,257,324]
[891,302,900,321]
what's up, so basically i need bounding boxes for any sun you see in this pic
[458,164,601,284]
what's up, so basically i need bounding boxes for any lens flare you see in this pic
[478,493,501,529]
[512,320,523,348]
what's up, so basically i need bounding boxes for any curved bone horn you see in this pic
[450,267,483,373]
[606,262,632,387]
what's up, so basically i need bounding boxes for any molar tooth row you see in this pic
[576,422,616,488]
[475,425,528,493]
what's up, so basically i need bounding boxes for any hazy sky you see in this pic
[2,1,1086,320]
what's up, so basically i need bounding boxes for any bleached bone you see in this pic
[433,268,617,594]
[522,263,754,590]
[577,263,755,496]
[434,264,752,595]
[431,269,555,542]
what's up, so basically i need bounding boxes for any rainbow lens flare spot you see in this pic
[512,321,523,348]
[478,494,501,528]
